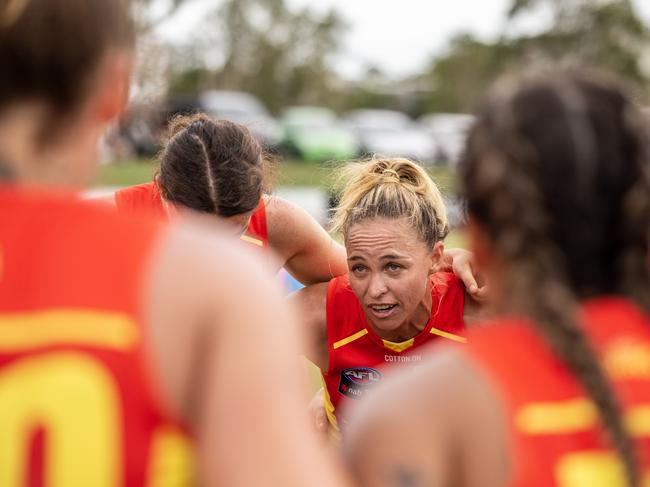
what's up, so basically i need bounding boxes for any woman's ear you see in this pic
[91,51,133,124]
[428,241,444,275]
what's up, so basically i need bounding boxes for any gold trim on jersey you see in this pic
[603,339,650,380]
[240,234,264,247]
[429,327,467,343]
[516,398,597,435]
[333,329,368,350]
[516,399,650,437]
[147,426,196,487]
[624,405,650,436]
[322,385,341,441]
[382,338,415,353]
[0,310,139,352]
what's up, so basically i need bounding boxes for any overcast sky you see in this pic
[156,0,650,79]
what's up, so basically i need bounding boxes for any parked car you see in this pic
[199,90,282,149]
[344,109,438,164]
[418,113,474,166]
[281,106,359,162]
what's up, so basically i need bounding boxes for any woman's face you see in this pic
[345,217,441,336]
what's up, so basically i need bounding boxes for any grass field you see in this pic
[95,158,459,193]
[96,158,466,248]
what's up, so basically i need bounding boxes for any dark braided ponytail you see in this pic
[617,103,650,313]
[462,71,650,487]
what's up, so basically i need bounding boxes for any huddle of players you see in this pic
[1,0,649,486]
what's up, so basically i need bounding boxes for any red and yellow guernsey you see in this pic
[0,186,194,486]
[460,298,650,486]
[323,271,466,435]
[114,181,269,249]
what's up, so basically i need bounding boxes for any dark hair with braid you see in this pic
[156,113,269,217]
[461,70,650,487]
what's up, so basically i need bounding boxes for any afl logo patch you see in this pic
[339,367,383,399]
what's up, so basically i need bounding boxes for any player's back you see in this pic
[462,298,650,486]
[0,186,193,486]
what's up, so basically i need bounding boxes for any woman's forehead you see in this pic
[345,218,425,253]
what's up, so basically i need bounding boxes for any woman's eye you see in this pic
[352,265,367,273]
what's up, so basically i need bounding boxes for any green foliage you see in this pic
[164,0,649,117]
[95,160,156,187]
[168,0,346,114]
[95,159,457,195]
[415,0,649,113]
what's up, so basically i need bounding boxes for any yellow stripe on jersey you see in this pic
[429,327,467,343]
[555,451,627,487]
[603,339,650,380]
[516,398,597,435]
[624,405,650,436]
[333,329,369,350]
[556,451,650,487]
[516,399,650,437]
[0,310,139,352]
[240,234,264,247]
[322,385,341,441]
[382,338,415,353]
[147,426,196,487]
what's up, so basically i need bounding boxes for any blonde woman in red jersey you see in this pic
[0,1,351,486]
[111,113,486,289]
[292,158,484,437]
[346,72,650,487]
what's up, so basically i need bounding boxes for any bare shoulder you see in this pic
[265,195,319,239]
[344,347,509,487]
[152,219,273,301]
[142,218,283,421]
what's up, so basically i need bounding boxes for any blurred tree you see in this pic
[131,0,188,31]
[168,0,346,114]
[507,0,649,82]
[414,35,520,114]
[415,0,649,114]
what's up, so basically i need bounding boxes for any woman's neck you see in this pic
[0,103,99,187]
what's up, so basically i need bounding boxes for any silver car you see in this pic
[344,109,438,164]
[199,90,282,149]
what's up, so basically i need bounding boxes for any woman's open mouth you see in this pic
[368,303,398,319]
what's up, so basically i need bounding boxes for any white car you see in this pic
[199,90,282,149]
[344,109,438,164]
[418,113,474,166]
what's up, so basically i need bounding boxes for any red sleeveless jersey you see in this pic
[0,186,194,486]
[323,271,465,434]
[114,181,167,221]
[114,181,269,249]
[240,197,268,250]
[460,298,650,487]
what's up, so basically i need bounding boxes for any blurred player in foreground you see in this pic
[0,0,350,485]
[345,71,650,487]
